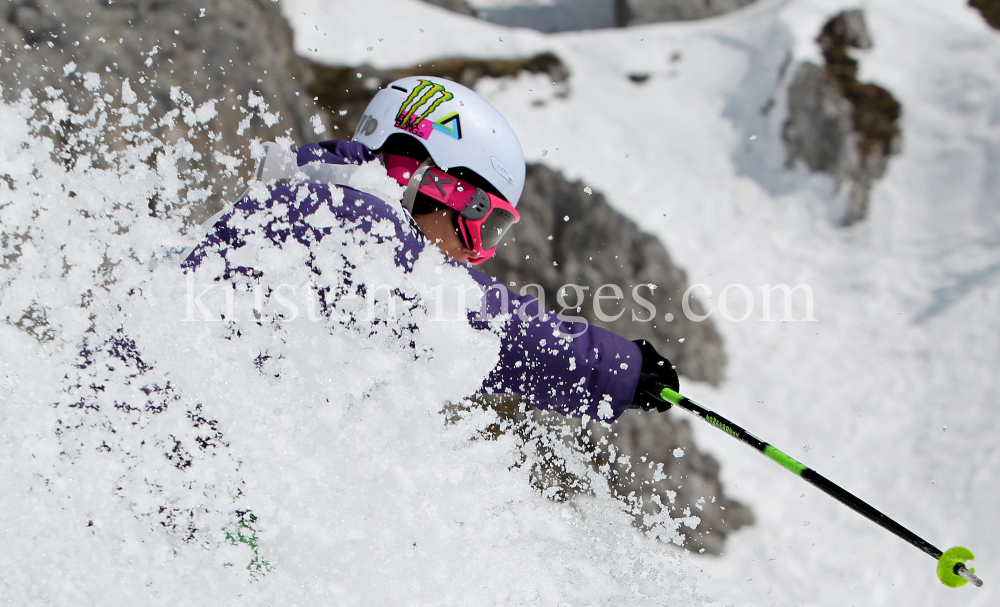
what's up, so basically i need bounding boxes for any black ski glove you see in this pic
[629,339,680,413]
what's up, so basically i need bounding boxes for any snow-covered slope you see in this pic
[3,0,999,604]
[283,0,1000,605]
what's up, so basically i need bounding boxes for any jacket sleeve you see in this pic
[296,140,381,166]
[465,268,641,422]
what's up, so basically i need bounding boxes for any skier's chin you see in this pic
[450,249,474,264]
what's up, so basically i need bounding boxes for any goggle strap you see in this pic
[400,158,435,214]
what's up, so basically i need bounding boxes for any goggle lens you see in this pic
[477,207,517,250]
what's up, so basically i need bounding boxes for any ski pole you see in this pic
[659,387,983,589]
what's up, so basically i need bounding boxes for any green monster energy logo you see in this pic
[707,415,739,437]
[396,80,454,132]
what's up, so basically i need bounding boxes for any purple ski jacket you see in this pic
[183,140,641,421]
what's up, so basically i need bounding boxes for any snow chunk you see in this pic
[121,78,137,105]
[597,394,615,420]
[310,113,327,135]
[82,72,101,91]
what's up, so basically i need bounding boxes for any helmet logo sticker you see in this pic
[355,114,378,138]
[420,169,454,197]
[431,112,462,140]
[395,79,455,141]
[491,156,515,184]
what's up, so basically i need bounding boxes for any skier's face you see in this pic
[413,207,474,264]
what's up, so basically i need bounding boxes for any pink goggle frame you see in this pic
[386,154,520,264]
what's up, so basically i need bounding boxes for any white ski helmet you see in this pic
[352,76,526,206]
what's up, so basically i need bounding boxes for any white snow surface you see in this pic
[282,0,1000,605]
[2,0,999,604]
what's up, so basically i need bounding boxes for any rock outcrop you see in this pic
[971,0,1000,29]
[422,0,477,17]
[1,0,325,222]
[470,0,618,33]
[590,408,755,554]
[473,165,743,554]
[478,395,754,555]
[783,10,901,226]
[478,164,726,386]
[615,0,758,25]
[418,0,758,31]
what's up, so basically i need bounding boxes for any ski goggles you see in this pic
[386,154,520,264]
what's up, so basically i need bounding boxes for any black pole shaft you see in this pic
[661,388,943,561]
[799,468,941,559]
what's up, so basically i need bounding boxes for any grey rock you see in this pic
[615,0,759,25]
[473,0,617,33]
[783,62,858,187]
[421,0,476,16]
[971,0,1000,30]
[829,8,872,50]
[782,10,901,226]
[475,165,745,553]
[476,396,753,555]
[1,0,325,223]
[590,408,755,554]
[478,163,726,386]
[419,0,757,30]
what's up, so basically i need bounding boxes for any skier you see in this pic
[184,75,678,421]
